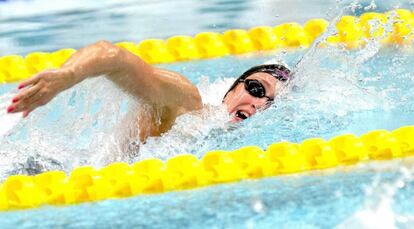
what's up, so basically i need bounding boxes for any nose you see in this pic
[250,104,258,115]
[250,97,271,112]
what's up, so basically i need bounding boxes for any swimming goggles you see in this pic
[223,64,291,100]
[239,79,273,101]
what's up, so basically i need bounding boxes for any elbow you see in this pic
[94,40,123,62]
[94,40,115,50]
[92,40,126,72]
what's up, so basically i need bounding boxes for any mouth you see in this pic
[235,110,249,120]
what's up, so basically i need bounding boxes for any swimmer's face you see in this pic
[223,72,280,122]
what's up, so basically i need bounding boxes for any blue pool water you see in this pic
[1,0,414,228]
[0,162,413,229]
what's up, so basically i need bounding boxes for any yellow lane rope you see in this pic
[0,9,413,211]
[1,9,414,83]
[0,126,413,211]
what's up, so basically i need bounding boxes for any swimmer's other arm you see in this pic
[9,40,203,118]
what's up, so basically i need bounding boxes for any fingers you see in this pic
[14,94,45,118]
[22,102,40,118]
[7,70,61,117]
[17,73,41,89]
[8,84,41,113]
[12,89,47,113]
[12,84,41,103]
[21,100,41,118]
[22,109,32,118]
[7,72,47,115]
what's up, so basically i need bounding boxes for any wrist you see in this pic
[61,66,83,89]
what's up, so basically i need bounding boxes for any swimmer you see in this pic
[6,41,290,142]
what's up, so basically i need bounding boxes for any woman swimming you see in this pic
[6,41,290,142]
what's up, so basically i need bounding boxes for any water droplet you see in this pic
[252,199,265,213]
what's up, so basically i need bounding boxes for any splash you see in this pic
[336,160,414,228]
[0,77,132,179]
[0,3,413,190]
[137,77,232,160]
[0,90,20,137]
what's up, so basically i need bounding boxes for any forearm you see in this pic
[8,40,202,124]
[61,40,125,85]
[61,41,155,99]
[64,40,201,111]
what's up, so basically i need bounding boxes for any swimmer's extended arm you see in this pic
[8,40,202,119]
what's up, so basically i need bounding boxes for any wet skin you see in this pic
[223,72,279,123]
[6,41,281,141]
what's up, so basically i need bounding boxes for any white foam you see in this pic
[0,92,21,138]
[336,196,397,229]
[336,161,414,229]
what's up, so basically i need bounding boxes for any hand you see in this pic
[7,68,77,118]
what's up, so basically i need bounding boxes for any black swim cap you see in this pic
[223,64,291,99]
